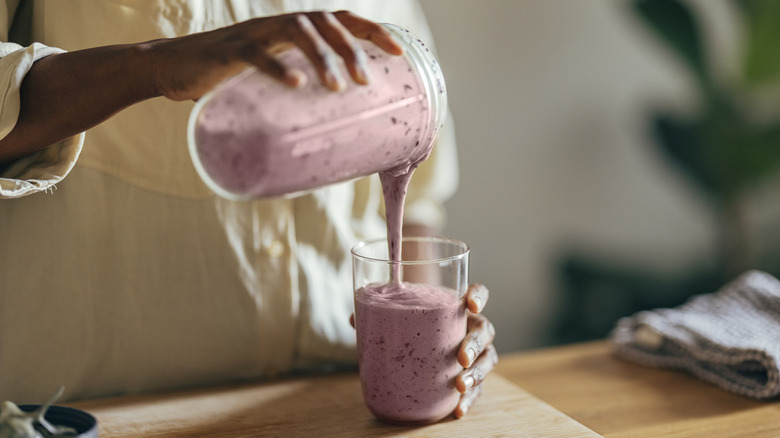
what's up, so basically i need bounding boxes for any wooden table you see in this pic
[69,368,597,437]
[496,341,780,437]
[67,341,780,437]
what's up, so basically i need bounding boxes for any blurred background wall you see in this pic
[419,0,780,353]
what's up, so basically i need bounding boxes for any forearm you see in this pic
[0,42,159,165]
[0,11,403,167]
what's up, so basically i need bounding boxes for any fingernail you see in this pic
[471,297,483,313]
[354,50,371,84]
[325,69,346,91]
[462,375,474,391]
[284,69,306,87]
[355,64,370,84]
[322,55,346,91]
[466,348,476,365]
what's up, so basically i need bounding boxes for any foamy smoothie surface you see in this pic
[357,282,459,307]
[355,282,467,424]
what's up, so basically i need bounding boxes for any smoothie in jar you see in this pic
[189,24,446,200]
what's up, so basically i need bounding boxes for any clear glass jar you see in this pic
[187,24,447,200]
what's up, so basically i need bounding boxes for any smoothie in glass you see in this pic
[355,281,466,424]
[352,237,469,425]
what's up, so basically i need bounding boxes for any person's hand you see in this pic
[145,10,404,101]
[454,284,498,418]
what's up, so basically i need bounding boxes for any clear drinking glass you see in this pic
[352,236,469,424]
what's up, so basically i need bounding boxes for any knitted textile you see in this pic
[611,270,780,400]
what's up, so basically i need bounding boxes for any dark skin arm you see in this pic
[0,43,157,163]
[0,11,403,165]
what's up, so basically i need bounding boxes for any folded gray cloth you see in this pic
[611,270,780,400]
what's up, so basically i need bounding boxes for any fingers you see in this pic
[454,383,482,419]
[466,283,489,314]
[458,312,495,368]
[454,290,497,420]
[455,344,498,393]
[282,13,346,91]
[333,10,404,55]
[251,11,399,90]
[154,10,402,100]
[250,51,306,88]
[308,12,370,85]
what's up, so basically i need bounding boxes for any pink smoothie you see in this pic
[190,31,441,199]
[355,282,467,424]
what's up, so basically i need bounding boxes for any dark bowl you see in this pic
[18,404,98,438]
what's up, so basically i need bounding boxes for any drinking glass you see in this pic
[352,236,469,424]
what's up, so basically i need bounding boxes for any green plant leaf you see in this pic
[652,99,780,203]
[733,0,780,86]
[731,0,762,18]
[729,122,780,189]
[651,112,723,200]
[632,0,709,83]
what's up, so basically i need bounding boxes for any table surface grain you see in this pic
[496,340,780,438]
[70,368,596,437]
[66,340,780,437]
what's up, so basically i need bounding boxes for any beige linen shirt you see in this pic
[0,0,458,402]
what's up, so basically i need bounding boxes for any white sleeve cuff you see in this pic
[0,132,85,198]
[0,42,85,199]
